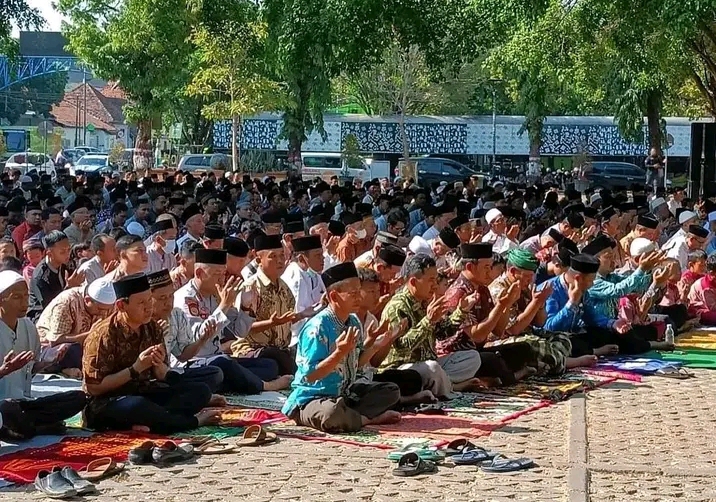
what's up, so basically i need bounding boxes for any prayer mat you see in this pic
[593,357,683,376]
[174,426,246,440]
[0,432,162,484]
[209,407,287,427]
[646,349,716,369]
[224,391,288,411]
[675,330,716,351]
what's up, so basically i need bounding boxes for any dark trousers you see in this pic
[570,326,651,357]
[175,365,224,393]
[374,369,423,397]
[85,374,211,434]
[209,356,264,395]
[656,304,689,330]
[0,391,87,439]
[244,346,296,375]
[475,351,518,386]
[234,357,279,382]
[57,343,83,370]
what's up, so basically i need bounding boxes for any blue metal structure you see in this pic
[0,55,85,90]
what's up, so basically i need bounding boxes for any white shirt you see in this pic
[146,243,177,274]
[323,251,340,271]
[0,318,39,400]
[78,256,105,286]
[241,259,259,280]
[281,261,325,346]
[482,230,517,255]
[662,228,685,253]
[667,199,681,216]
[422,225,440,241]
[666,237,689,271]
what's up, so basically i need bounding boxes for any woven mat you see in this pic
[675,329,716,351]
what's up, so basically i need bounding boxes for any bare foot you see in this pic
[593,344,619,356]
[363,410,402,426]
[61,368,82,379]
[195,409,222,426]
[208,394,227,407]
[566,355,598,369]
[453,377,485,392]
[650,341,675,351]
[131,425,151,432]
[264,374,293,391]
[399,389,437,405]
[514,366,537,381]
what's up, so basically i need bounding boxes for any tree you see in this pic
[0,1,43,48]
[0,72,68,124]
[58,0,194,173]
[186,5,280,172]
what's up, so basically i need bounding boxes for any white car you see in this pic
[72,154,111,175]
[4,152,55,176]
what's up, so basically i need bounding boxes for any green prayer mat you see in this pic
[174,426,246,440]
[644,349,716,369]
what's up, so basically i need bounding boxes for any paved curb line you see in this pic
[568,393,589,502]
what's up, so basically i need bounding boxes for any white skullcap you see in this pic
[485,208,503,225]
[19,176,32,184]
[0,271,25,296]
[408,236,432,257]
[86,277,116,305]
[649,197,666,211]
[630,237,656,257]
[678,210,697,225]
[126,222,145,237]
[589,193,602,205]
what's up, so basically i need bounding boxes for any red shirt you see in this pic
[12,221,41,252]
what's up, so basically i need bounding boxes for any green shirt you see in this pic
[379,288,464,369]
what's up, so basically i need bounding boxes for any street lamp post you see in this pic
[491,86,497,172]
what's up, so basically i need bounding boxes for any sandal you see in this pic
[128,440,156,465]
[387,443,445,462]
[392,452,438,477]
[235,425,278,447]
[443,438,476,456]
[451,447,498,465]
[195,438,237,455]
[481,454,534,473]
[654,367,694,380]
[151,441,194,464]
[78,458,125,481]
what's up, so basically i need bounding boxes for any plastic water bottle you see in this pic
[665,325,675,345]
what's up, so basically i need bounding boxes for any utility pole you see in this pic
[74,94,80,147]
[82,70,87,145]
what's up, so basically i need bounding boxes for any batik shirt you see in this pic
[379,288,463,368]
[36,287,102,347]
[436,274,490,354]
[488,273,536,339]
[282,308,363,416]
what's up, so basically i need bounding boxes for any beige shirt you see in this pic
[64,224,95,246]
[231,268,295,356]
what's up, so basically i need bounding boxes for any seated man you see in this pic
[173,251,290,392]
[77,234,118,286]
[171,240,202,290]
[282,263,401,433]
[36,277,116,377]
[103,234,149,281]
[145,216,178,274]
[535,238,578,285]
[0,270,87,439]
[488,248,596,373]
[688,254,716,325]
[544,253,659,357]
[380,254,480,397]
[357,244,406,313]
[82,273,220,434]
[231,234,298,375]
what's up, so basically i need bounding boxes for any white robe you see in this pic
[281,262,325,346]
[0,318,39,400]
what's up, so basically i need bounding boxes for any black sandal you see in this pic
[392,452,438,477]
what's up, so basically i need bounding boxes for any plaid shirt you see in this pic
[379,287,463,368]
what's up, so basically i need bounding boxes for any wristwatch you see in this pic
[128,365,140,380]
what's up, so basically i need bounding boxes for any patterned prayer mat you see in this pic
[645,349,716,370]
[675,329,716,351]
[225,391,288,411]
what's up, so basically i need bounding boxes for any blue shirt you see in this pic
[282,308,362,416]
[408,209,423,231]
[375,215,388,232]
[543,275,614,332]
[411,220,430,238]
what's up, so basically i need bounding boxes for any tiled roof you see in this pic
[50,83,128,133]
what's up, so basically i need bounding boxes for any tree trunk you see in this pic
[646,90,663,154]
[399,111,412,182]
[526,117,543,178]
[133,119,153,176]
[288,133,302,176]
[231,115,239,173]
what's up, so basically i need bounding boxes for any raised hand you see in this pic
[613,319,631,334]
[199,318,218,340]
[156,319,170,338]
[652,267,669,286]
[335,326,359,355]
[0,350,34,377]
[218,276,243,310]
[365,318,390,345]
[638,250,660,271]
[426,295,448,324]
[79,219,93,232]
[103,260,119,274]
[270,310,299,326]
[498,282,521,306]
[459,291,480,312]
[507,224,520,240]
[531,282,553,304]
[567,279,583,305]
[65,269,86,288]
[134,346,156,372]
[150,344,166,366]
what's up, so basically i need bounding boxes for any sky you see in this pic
[11,0,66,37]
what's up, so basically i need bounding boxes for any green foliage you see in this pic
[341,134,363,170]
[0,1,43,47]
[0,72,68,124]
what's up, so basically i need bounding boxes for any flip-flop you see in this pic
[78,458,125,481]
[151,441,195,464]
[128,440,156,465]
[481,454,535,473]
[443,438,477,456]
[195,438,237,455]
[451,447,498,465]
[181,435,214,447]
[392,452,438,477]
[654,367,694,380]
[235,425,278,447]
[34,469,76,499]
[387,443,445,462]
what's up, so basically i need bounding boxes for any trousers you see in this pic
[570,326,651,357]
[290,382,400,433]
[209,356,264,395]
[0,391,87,439]
[437,350,482,382]
[85,373,212,434]
[373,369,423,397]
[243,346,296,375]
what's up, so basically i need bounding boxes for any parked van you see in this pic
[300,152,369,182]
